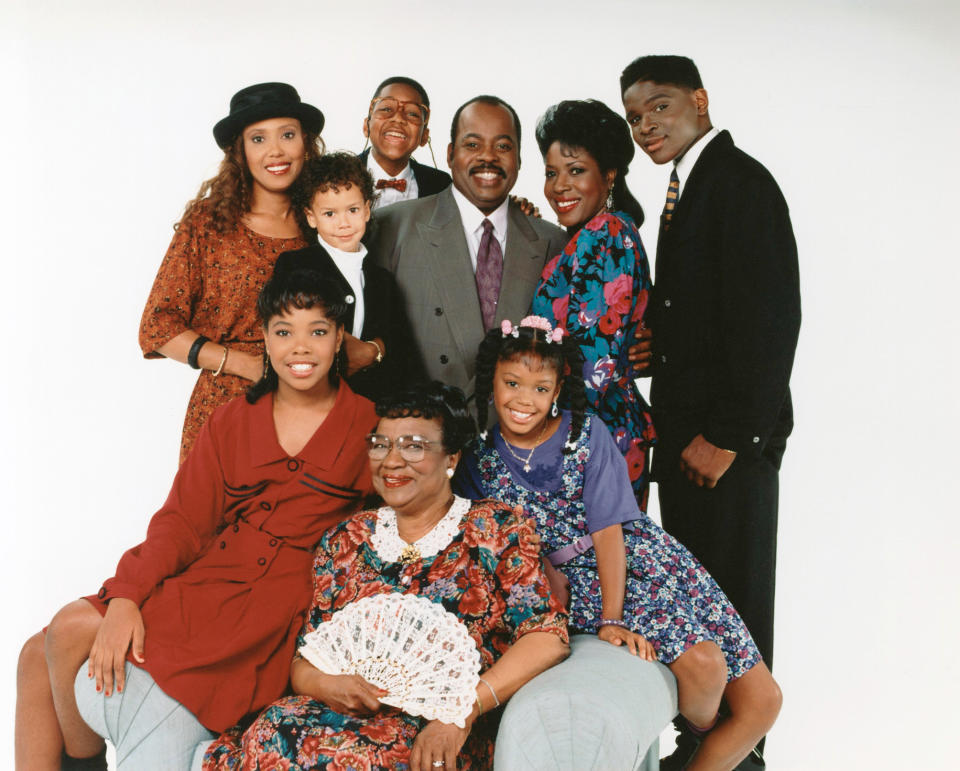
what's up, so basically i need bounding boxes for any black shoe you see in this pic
[61,748,108,771]
[732,746,766,770]
[659,726,698,771]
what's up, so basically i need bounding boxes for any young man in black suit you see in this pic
[359,76,451,209]
[621,55,798,769]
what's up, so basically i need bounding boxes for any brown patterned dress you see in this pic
[140,201,306,463]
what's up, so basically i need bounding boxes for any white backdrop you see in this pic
[3,1,958,768]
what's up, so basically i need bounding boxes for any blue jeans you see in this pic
[74,660,216,770]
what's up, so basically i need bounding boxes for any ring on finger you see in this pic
[432,762,446,768]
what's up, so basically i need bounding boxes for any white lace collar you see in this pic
[371,496,470,564]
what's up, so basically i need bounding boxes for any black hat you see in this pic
[213,83,324,149]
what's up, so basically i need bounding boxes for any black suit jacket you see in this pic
[358,148,451,198]
[649,131,801,471]
[275,243,425,401]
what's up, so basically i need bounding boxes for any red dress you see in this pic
[88,384,377,731]
[139,201,306,463]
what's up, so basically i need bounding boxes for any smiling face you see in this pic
[363,82,430,178]
[493,355,562,446]
[264,305,343,397]
[621,80,710,165]
[543,142,615,228]
[243,117,307,193]
[370,416,457,516]
[447,101,520,214]
[304,183,371,252]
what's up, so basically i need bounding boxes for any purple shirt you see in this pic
[456,411,641,533]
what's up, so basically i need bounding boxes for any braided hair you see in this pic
[474,322,587,454]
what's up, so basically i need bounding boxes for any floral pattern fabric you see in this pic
[139,200,306,463]
[464,416,761,681]
[203,500,567,770]
[530,211,656,510]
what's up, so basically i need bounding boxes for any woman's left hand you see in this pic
[409,718,471,771]
[598,624,657,661]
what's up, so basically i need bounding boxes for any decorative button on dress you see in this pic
[457,412,760,680]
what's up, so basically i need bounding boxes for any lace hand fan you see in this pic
[299,593,481,727]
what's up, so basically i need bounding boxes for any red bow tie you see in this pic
[376,178,407,193]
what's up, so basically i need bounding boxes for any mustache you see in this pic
[469,163,506,177]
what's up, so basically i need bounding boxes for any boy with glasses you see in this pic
[360,76,451,209]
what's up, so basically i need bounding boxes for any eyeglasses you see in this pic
[369,97,430,127]
[366,434,445,462]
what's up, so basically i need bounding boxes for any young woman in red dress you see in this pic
[15,264,377,771]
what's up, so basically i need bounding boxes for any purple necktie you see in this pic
[475,218,503,330]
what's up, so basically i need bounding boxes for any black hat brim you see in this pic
[213,102,325,149]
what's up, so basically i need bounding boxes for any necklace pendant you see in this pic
[523,463,531,472]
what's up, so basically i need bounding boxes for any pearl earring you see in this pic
[446,467,455,479]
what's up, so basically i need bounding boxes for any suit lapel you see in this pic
[497,203,552,324]
[667,130,731,235]
[416,189,484,361]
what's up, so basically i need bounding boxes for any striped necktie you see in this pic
[662,167,680,230]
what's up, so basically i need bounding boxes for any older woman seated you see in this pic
[203,382,570,771]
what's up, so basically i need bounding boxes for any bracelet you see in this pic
[475,693,484,716]
[187,336,210,370]
[478,676,500,708]
[598,618,629,630]
[366,339,383,363]
[213,347,229,377]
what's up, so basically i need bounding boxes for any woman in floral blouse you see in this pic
[204,382,569,771]
[530,99,656,510]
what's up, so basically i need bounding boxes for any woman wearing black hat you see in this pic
[139,83,325,463]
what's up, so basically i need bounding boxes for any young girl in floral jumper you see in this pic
[454,317,782,771]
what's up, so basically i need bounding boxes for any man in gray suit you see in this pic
[369,95,568,406]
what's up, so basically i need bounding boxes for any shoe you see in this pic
[731,746,766,769]
[659,726,698,771]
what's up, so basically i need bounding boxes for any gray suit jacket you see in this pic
[369,187,568,404]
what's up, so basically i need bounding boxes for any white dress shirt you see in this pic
[367,153,418,210]
[318,236,366,336]
[450,186,509,272]
[674,126,720,199]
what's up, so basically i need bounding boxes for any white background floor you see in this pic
[3,1,958,768]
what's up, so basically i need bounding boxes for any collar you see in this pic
[317,235,367,265]
[248,384,360,469]
[674,126,720,197]
[366,152,414,183]
[370,496,470,563]
[450,185,509,240]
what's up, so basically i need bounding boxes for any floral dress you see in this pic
[530,211,655,510]
[456,413,761,681]
[203,497,568,770]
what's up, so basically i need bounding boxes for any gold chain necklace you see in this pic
[502,420,550,472]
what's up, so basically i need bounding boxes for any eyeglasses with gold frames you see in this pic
[368,96,430,127]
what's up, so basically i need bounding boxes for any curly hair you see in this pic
[473,326,587,454]
[289,152,376,237]
[178,127,324,235]
[535,100,644,228]
[245,266,348,404]
[375,382,477,455]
